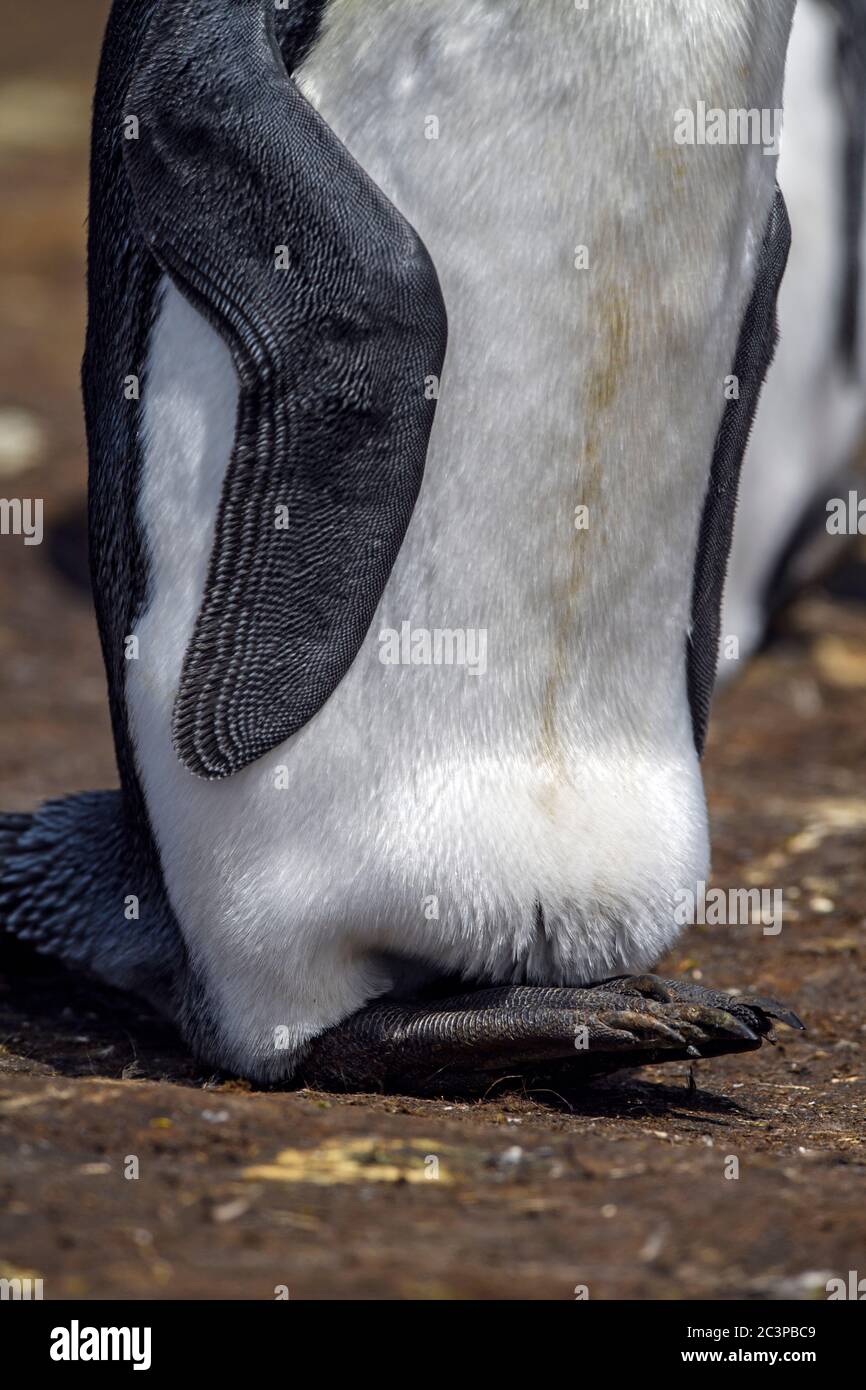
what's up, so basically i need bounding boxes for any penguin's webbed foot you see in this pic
[299,977,803,1096]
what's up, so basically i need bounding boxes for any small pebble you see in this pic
[499,1145,524,1168]
[0,407,46,476]
[212,1197,250,1224]
[810,896,835,914]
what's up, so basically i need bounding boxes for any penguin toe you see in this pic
[592,974,805,1040]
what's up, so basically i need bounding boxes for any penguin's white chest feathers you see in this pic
[128,0,792,1073]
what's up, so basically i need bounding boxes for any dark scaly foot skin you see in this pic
[299,976,804,1095]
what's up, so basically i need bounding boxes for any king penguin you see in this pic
[0,0,803,1094]
[722,0,866,673]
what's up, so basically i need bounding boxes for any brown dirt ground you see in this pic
[0,0,864,1302]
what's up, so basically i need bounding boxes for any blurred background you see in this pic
[0,1,115,807]
[0,0,864,1301]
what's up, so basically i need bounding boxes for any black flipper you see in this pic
[123,0,448,779]
[830,0,866,371]
[687,186,792,753]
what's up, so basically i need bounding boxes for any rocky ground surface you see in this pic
[0,0,864,1301]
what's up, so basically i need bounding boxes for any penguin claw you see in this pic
[735,994,806,1032]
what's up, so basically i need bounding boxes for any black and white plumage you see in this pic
[125,0,447,778]
[723,0,866,668]
[0,1,802,1091]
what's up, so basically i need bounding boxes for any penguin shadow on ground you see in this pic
[0,945,202,1087]
[471,1065,750,1123]
[0,943,755,1123]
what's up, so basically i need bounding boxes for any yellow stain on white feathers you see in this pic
[242,1137,455,1187]
[538,284,631,810]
